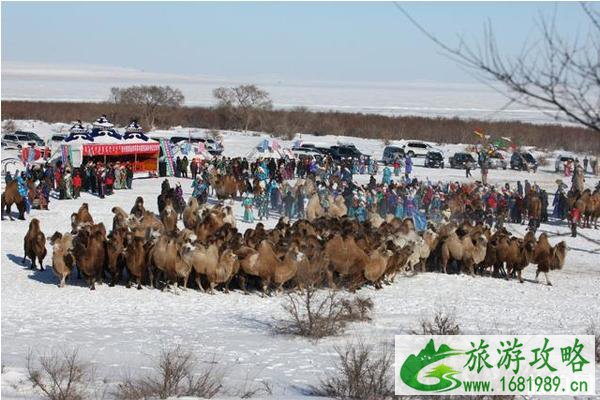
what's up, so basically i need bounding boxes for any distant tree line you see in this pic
[2,87,598,153]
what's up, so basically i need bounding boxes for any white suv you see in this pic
[402,141,439,158]
[1,133,37,149]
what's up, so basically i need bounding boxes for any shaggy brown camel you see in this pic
[48,232,74,287]
[23,218,47,270]
[441,232,487,275]
[533,233,568,286]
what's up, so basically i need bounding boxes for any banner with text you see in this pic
[395,335,595,396]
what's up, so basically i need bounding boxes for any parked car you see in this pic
[511,152,538,171]
[382,146,405,165]
[170,136,223,155]
[1,133,37,149]
[15,131,45,146]
[449,152,477,169]
[424,151,444,168]
[314,146,335,157]
[487,151,508,169]
[402,141,438,158]
[292,148,323,160]
[555,155,575,172]
[48,133,68,144]
[296,144,329,156]
[330,145,369,161]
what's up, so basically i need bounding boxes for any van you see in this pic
[382,146,405,165]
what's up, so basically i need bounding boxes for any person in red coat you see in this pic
[570,207,581,237]
[54,168,64,199]
[72,170,82,199]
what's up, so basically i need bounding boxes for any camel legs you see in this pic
[535,269,551,285]
[326,269,337,289]
[195,274,205,293]
[239,275,248,295]
[59,275,66,288]
[38,256,45,271]
[463,261,475,276]
[137,277,143,290]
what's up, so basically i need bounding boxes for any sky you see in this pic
[1,2,594,83]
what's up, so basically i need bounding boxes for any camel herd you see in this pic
[22,189,569,293]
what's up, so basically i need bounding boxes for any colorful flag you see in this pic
[474,128,485,139]
[159,138,175,176]
[271,140,280,150]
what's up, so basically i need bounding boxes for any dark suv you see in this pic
[382,146,405,165]
[330,145,369,161]
[425,151,444,168]
[449,152,476,169]
[511,152,538,171]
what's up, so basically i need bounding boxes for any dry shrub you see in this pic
[312,341,394,399]
[236,377,273,399]
[26,348,93,400]
[114,346,223,400]
[418,309,461,335]
[275,288,373,339]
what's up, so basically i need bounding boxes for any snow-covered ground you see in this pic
[1,62,557,123]
[2,121,599,399]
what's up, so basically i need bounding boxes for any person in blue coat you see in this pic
[16,173,30,214]
[382,166,392,185]
[242,193,255,223]
[405,155,413,177]
[355,201,367,222]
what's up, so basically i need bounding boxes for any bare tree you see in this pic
[110,85,185,129]
[212,84,273,132]
[396,3,600,132]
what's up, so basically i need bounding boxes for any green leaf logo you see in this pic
[400,339,464,392]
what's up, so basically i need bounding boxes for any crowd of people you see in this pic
[177,152,589,236]
[4,160,135,214]
[6,146,596,237]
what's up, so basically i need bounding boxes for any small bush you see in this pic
[418,309,461,335]
[312,341,394,399]
[236,376,273,399]
[275,288,373,340]
[26,348,93,400]
[114,346,223,400]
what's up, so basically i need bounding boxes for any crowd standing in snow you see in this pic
[4,133,599,293]
[18,156,599,294]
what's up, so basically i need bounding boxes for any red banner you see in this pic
[82,143,160,156]
[21,147,51,162]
